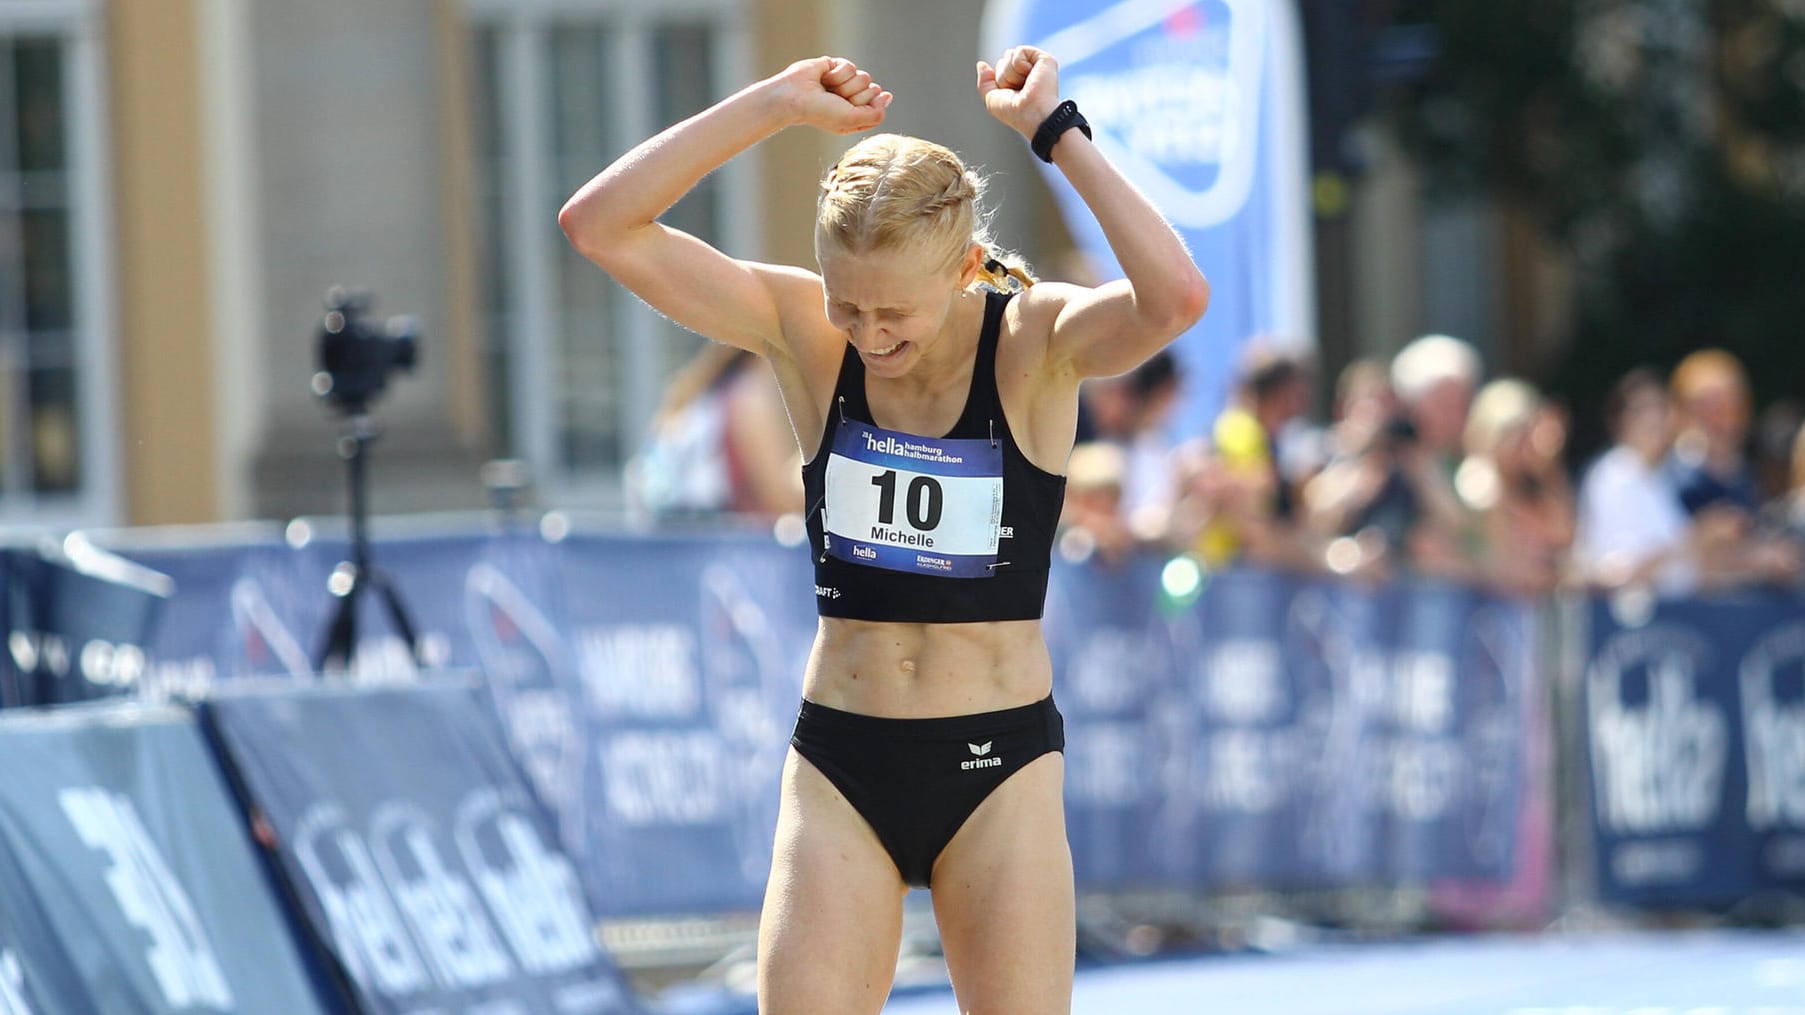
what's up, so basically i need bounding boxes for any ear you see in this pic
[955,243,985,290]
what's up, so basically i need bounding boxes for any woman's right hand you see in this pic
[774,56,891,135]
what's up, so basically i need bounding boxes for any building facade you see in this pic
[1,0,1536,530]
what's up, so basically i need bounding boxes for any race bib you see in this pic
[822,423,1003,578]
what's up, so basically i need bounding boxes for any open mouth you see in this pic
[865,340,907,362]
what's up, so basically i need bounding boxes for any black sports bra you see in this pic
[802,290,1067,623]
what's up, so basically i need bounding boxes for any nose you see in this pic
[851,317,888,347]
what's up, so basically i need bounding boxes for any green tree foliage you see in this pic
[1384,0,1805,424]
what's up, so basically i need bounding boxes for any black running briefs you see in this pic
[788,696,1065,888]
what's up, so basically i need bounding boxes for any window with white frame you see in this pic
[0,2,116,527]
[468,2,751,505]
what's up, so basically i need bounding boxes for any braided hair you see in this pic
[816,133,1035,291]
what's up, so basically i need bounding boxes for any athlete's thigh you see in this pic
[758,748,908,1015]
[929,752,1075,1015]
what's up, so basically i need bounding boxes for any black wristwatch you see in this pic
[1031,100,1092,164]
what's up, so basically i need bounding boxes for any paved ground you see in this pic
[876,930,1805,1015]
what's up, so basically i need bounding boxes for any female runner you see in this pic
[559,44,1208,1014]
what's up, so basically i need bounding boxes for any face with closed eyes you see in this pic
[818,244,979,379]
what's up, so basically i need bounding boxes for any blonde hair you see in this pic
[1464,377,1541,457]
[815,133,1034,291]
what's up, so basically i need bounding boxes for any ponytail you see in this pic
[975,249,1036,292]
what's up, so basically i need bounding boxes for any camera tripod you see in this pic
[314,413,422,674]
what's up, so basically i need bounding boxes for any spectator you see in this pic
[1327,358,1401,461]
[1303,335,1483,580]
[1058,441,1138,564]
[1181,345,1318,570]
[1666,349,1801,588]
[1303,359,1409,546]
[1667,349,1760,515]
[1754,398,1803,503]
[1455,379,1575,595]
[628,344,803,520]
[1379,334,1485,581]
[1075,371,1136,446]
[1081,350,1183,537]
[1764,422,1805,544]
[1383,335,1484,579]
[1573,369,1698,593]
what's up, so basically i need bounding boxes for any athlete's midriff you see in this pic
[802,616,1053,718]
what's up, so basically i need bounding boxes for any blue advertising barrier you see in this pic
[127,527,820,915]
[1584,594,1805,907]
[1048,564,1532,891]
[105,525,1538,914]
[0,702,337,1015]
[544,533,817,915]
[202,680,643,1015]
[108,529,340,698]
[1,543,169,708]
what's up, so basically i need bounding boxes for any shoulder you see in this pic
[758,264,843,370]
[1001,281,1084,335]
[996,281,1087,379]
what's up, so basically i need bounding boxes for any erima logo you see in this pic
[961,741,1002,770]
[1000,526,1014,540]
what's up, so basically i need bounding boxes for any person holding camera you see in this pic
[558,46,1207,1013]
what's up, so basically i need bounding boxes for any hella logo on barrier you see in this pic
[8,632,145,688]
[1587,627,1728,835]
[294,793,602,1000]
[1739,623,1805,831]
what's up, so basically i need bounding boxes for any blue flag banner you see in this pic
[1584,594,1805,907]
[981,0,1315,434]
[202,681,642,1015]
[0,703,336,1015]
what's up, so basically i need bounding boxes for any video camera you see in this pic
[312,286,420,415]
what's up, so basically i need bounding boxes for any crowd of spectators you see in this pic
[1060,336,1805,599]
[628,323,1805,599]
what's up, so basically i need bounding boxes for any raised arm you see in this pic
[557,58,892,354]
[977,46,1210,378]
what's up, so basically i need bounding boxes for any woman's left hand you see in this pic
[977,46,1062,138]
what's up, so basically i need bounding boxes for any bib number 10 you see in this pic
[871,470,943,530]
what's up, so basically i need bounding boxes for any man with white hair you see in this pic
[1390,334,1482,457]
[1388,334,1486,580]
